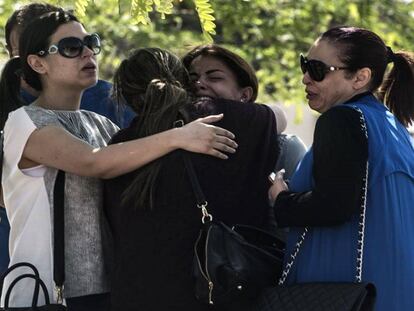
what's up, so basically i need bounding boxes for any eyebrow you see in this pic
[189,69,224,77]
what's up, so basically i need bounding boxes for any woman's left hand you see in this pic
[268,169,289,206]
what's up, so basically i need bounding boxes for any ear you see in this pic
[352,67,371,90]
[240,86,254,102]
[27,54,48,75]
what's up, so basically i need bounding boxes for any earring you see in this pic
[240,97,247,103]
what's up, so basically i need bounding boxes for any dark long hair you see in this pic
[0,10,78,129]
[321,26,414,126]
[5,3,60,55]
[182,44,259,101]
[113,48,190,210]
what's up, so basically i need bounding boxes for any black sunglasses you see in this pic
[38,33,101,58]
[300,54,349,82]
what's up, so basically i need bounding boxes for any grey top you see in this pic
[24,105,119,298]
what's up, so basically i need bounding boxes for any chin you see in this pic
[308,100,322,113]
[85,78,98,89]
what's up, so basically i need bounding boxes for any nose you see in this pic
[194,78,206,91]
[82,45,94,58]
[302,72,311,85]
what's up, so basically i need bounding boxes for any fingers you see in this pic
[208,149,229,160]
[213,142,236,154]
[206,138,238,160]
[197,113,224,124]
[179,114,237,159]
[213,126,235,140]
[197,114,236,139]
[267,173,289,205]
[213,135,237,151]
[276,169,286,179]
[268,185,278,206]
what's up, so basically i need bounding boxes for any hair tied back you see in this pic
[387,46,396,64]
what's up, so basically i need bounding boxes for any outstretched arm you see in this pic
[21,114,237,179]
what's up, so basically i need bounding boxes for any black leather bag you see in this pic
[0,263,66,311]
[193,221,285,305]
[253,108,376,311]
[183,154,285,306]
[255,282,376,311]
[0,171,66,310]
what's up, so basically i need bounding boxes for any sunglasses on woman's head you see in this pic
[300,54,349,82]
[38,33,101,58]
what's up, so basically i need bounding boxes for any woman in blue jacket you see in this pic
[269,26,414,311]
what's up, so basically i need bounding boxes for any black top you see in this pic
[275,100,368,227]
[104,98,278,311]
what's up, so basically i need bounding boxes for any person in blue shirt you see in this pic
[0,3,134,281]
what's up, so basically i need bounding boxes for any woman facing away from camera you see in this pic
[269,26,414,310]
[0,10,237,310]
[103,48,279,311]
[182,44,308,180]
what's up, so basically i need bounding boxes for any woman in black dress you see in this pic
[104,48,279,310]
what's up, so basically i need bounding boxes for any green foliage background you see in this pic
[1,0,414,108]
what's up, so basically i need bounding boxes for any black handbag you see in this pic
[256,282,376,311]
[183,153,285,306]
[0,171,66,310]
[253,107,376,311]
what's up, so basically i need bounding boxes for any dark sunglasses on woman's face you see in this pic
[300,54,349,82]
[38,33,101,58]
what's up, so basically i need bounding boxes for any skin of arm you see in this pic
[20,114,237,179]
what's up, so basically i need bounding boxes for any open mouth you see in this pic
[196,91,215,98]
[82,62,96,71]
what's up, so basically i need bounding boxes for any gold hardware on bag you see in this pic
[55,285,64,304]
[198,202,212,223]
[208,281,214,305]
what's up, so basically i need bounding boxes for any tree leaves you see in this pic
[2,0,414,108]
[131,0,153,24]
[75,0,91,17]
[194,0,216,42]
[154,0,174,19]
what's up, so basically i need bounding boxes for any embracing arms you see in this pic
[20,114,237,179]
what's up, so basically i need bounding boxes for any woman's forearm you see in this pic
[21,115,237,178]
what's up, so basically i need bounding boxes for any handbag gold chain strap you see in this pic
[278,107,369,286]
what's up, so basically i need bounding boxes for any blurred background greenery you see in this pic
[1,0,414,110]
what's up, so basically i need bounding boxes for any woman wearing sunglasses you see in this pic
[0,10,237,310]
[269,26,414,310]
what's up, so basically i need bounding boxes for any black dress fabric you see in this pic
[274,102,368,227]
[103,98,278,311]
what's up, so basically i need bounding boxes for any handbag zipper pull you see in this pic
[55,285,64,304]
[208,281,214,305]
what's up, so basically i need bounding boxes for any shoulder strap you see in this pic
[278,107,369,285]
[182,155,206,207]
[53,170,65,302]
[0,130,4,182]
[176,109,212,223]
